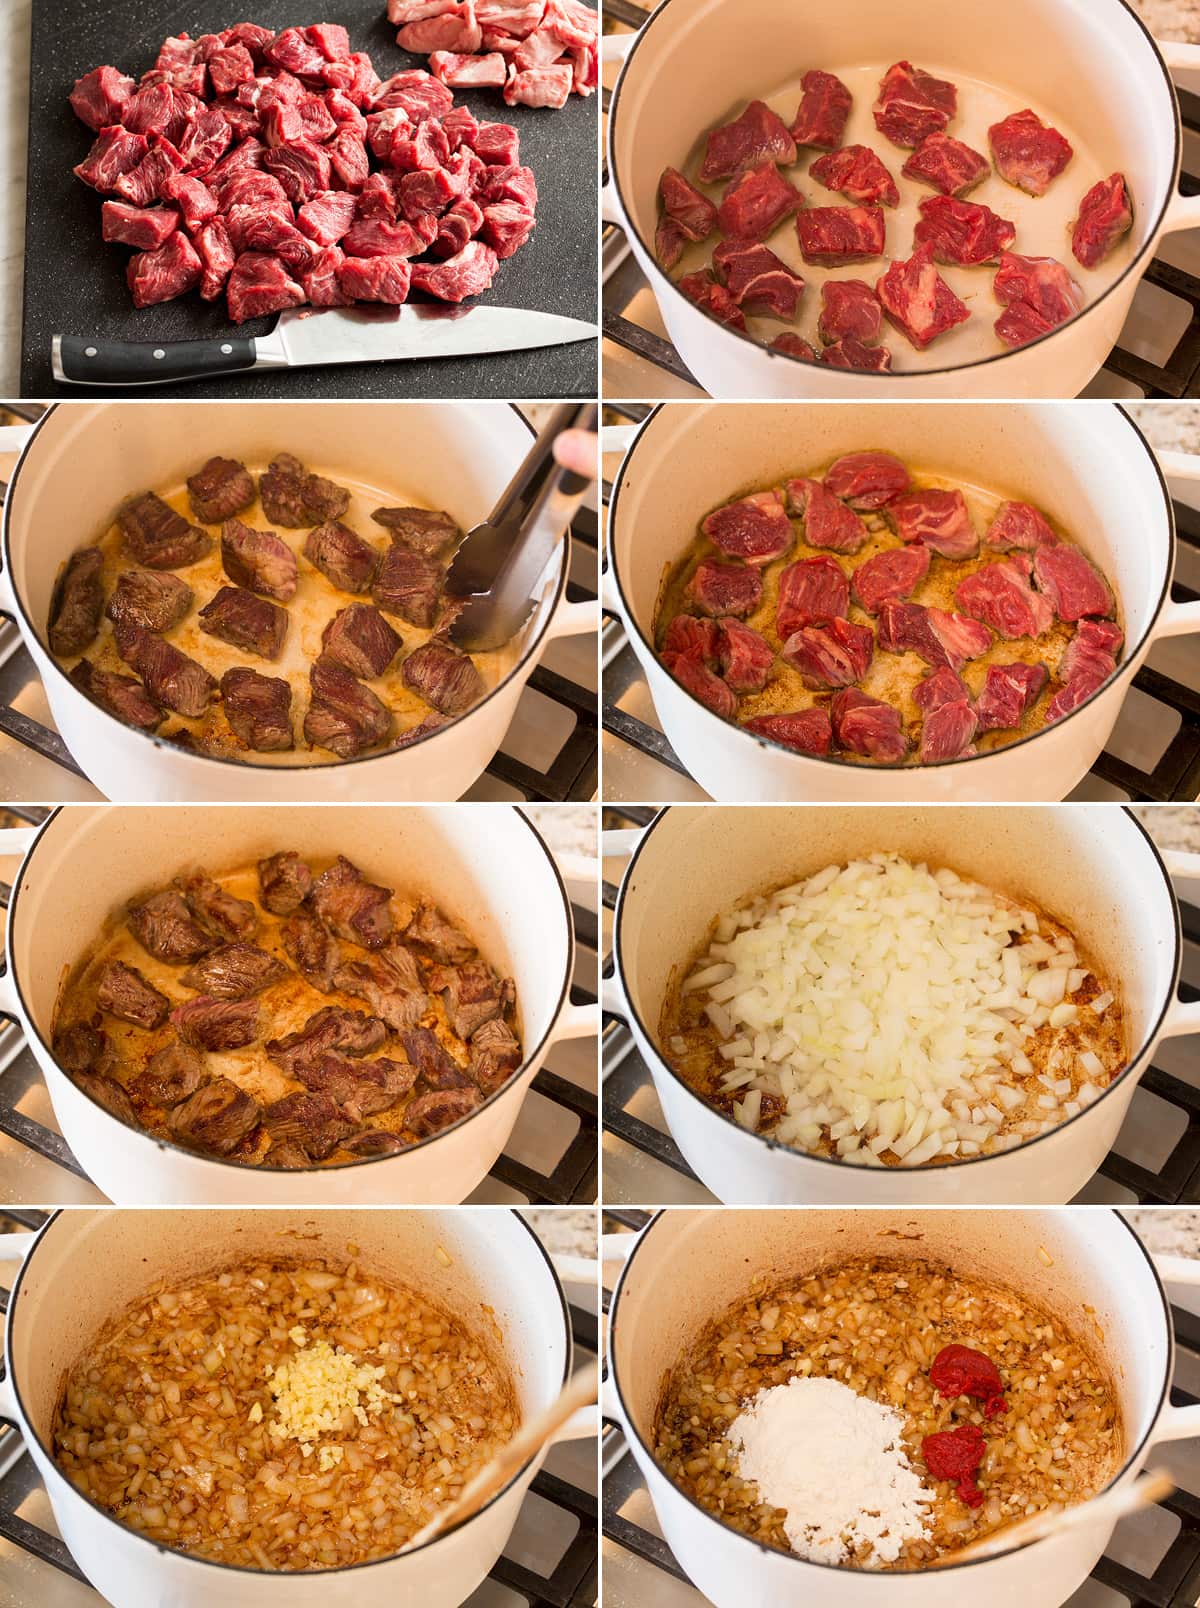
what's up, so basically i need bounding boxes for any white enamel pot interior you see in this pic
[606,402,1200,802]
[608,805,1200,1204]
[0,806,595,1204]
[0,403,594,803]
[605,0,1200,399]
[0,1208,582,1608]
[604,1208,1200,1608]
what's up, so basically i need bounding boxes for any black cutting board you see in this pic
[22,2,598,398]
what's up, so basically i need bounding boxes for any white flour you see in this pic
[727,1375,931,1566]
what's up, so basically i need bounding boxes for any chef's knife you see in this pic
[51,303,597,388]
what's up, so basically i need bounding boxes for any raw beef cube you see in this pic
[208,44,255,96]
[657,219,687,270]
[985,501,1058,550]
[208,142,270,192]
[771,332,818,359]
[304,521,381,593]
[101,202,178,250]
[790,69,852,151]
[188,456,253,524]
[877,244,970,349]
[322,604,403,678]
[831,687,909,763]
[902,132,991,197]
[398,7,484,52]
[989,108,1073,196]
[477,163,537,206]
[355,169,405,218]
[956,553,1053,639]
[431,50,509,87]
[700,99,797,181]
[825,452,911,509]
[874,61,957,148]
[703,491,793,565]
[264,140,332,204]
[1072,173,1134,269]
[411,241,499,300]
[710,621,768,693]
[660,615,721,662]
[221,23,276,58]
[434,198,485,258]
[976,662,1048,732]
[684,560,763,619]
[301,246,352,306]
[337,255,413,303]
[212,93,260,142]
[718,165,804,242]
[372,546,445,627]
[226,253,306,323]
[127,230,202,307]
[160,173,217,233]
[505,62,574,110]
[678,271,747,331]
[914,666,977,763]
[265,26,327,80]
[480,202,536,259]
[659,167,719,250]
[741,709,833,755]
[914,195,1016,267]
[442,105,480,148]
[397,166,460,218]
[1032,544,1114,621]
[785,478,867,553]
[304,658,393,756]
[877,600,992,671]
[306,22,352,60]
[891,488,978,558]
[1061,617,1123,677]
[48,549,105,656]
[344,217,432,258]
[221,666,294,752]
[114,620,217,716]
[177,108,232,177]
[818,279,881,346]
[221,518,297,602]
[993,251,1083,346]
[781,616,874,689]
[660,650,737,718]
[713,240,805,319]
[995,300,1057,348]
[118,492,210,569]
[74,126,149,193]
[105,568,191,635]
[823,336,892,370]
[776,554,849,637]
[298,191,358,247]
[390,120,452,172]
[852,545,930,613]
[810,145,899,207]
[71,66,136,131]
[114,136,185,207]
[466,121,520,165]
[295,95,337,144]
[327,128,370,192]
[795,205,886,266]
[325,88,368,131]
[199,586,288,660]
[194,219,235,301]
[122,82,200,145]
[402,638,484,714]
[70,658,164,731]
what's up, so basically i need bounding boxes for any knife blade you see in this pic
[51,303,597,388]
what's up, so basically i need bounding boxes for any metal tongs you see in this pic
[445,402,598,651]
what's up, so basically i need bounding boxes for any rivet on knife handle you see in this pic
[53,334,258,387]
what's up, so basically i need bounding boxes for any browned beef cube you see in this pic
[405,1085,481,1136]
[106,569,192,633]
[187,456,255,523]
[372,546,444,628]
[260,453,350,527]
[97,960,170,1029]
[282,908,340,990]
[321,603,402,678]
[310,855,394,948]
[113,620,216,718]
[304,520,380,593]
[128,889,219,964]
[303,657,392,757]
[69,658,165,731]
[53,1021,115,1078]
[261,1089,354,1159]
[199,585,289,661]
[264,1140,311,1169]
[430,960,511,1039]
[371,506,462,558]
[177,872,258,941]
[221,517,298,602]
[402,638,483,715]
[394,714,448,749]
[333,952,428,1030]
[469,1016,522,1093]
[49,548,106,657]
[402,1025,471,1089]
[266,1004,387,1075]
[76,1070,138,1126]
[129,1040,206,1108]
[171,995,260,1050]
[343,1130,408,1156]
[341,1058,418,1119]
[406,899,475,963]
[259,851,313,915]
[220,666,293,752]
[182,942,288,998]
[117,492,212,568]
[169,1076,260,1155]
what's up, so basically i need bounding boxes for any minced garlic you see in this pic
[267,1335,400,1463]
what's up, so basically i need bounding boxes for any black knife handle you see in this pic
[53,334,258,387]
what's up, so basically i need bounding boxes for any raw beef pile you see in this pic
[69,21,540,323]
[657,450,1122,767]
[387,0,597,108]
[655,62,1134,370]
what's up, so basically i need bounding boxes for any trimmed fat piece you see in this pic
[878,600,992,671]
[702,490,794,565]
[781,616,874,690]
[684,560,762,619]
[776,554,849,637]
[712,241,805,320]
[699,99,797,182]
[955,553,1054,639]
[914,666,977,764]
[741,708,833,755]
[824,451,911,509]
[661,650,737,718]
[823,336,892,370]
[678,271,746,331]
[718,165,804,243]
[790,70,853,151]
[877,244,970,349]
[658,167,717,245]
[851,545,930,613]
[430,50,508,88]
[831,687,909,763]
[221,518,298,602]
[976,661,1049,732]
[985,501,1058,550]
[874,61,957,148]
[810,145,899,207]
[817,279,881,346]
[717,618,774,692]
[795,205,886,267]
[785,478,868,553]
[891,488,978,558]
[989,108,1073,196]
[1033,544,1115,621]
[771,332,818,360]
[913,195,1015,267]
[1072,173,1134,269]
[902,132,991,198]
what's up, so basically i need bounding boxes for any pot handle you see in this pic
[1148,1251,1200,1442]
[599,33,640,226]
[0,1228,42,1426]
[601,423,641,457]
[543,596,598,642]
[0,827,40,1024]
[599,1231,641,1421]
[0,428,33,623]
[601,827,644,861]
[1156,850,1200,1039]
[546,1253,599,1444]
[547,1000,598,1045]
[1146,450,1200,637]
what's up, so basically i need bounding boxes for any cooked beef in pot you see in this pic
[177,873,258,942]
[76,1070,138,1125]
[321,604,402,679]
[266,1005,388,1075]
[430,960,511,1039]
[113,620,217,718]
[171,995,260,1051]
[187,456,255,524]
[334,950,428,1030]
[303,520,380,593]
[199,585,289,661]
[262,1089,355,1160]
[372,547,445,628]
[343,1130,408,1156]
[49,548,106,657]
[69,658,165,731]
[220,666,294,752]
[105,569,192,633]
[402,1025,471,1089]
[53,1021,115,1078]
[303,658,393,757]
[117,492,212,569]
[221,518,298,602]
[128,889,219,964]
[310,856,394,949]
[282,908,341,991]
[129,1040,205,1108]
[169,1077,260,1155]
[401,637,483,715]
[406,899,476,963]
[260,454,351,528]
[181,943,288,998]
[258,851,313,915]
[97,960,169,1029]
[470,1016,523,1092]
[371,506,462,558]
[406,1086,481,1136]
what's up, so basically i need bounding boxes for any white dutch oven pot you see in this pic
[603,402,1200,802]
[0,403,594,803]
[603,1209,1200,1608]
[0,805,595,1205]
[604,804,1200,1205]
[604,0,1200,399]
[0,1208,595,1608]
